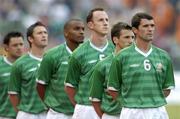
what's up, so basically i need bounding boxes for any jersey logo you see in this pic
[28,67,37,72]
[62,61,68,64]
[0,72,10,77]
[88,60,97,64]
[156,63,163,72]
[129,64,140,67]
[99,54,106,61]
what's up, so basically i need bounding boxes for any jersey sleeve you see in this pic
[163,57,175,89]
[36,53,53,85]
[8,63,22,94]
[89,64,104,102]
[107,56,121,91]
[65,55,81,88]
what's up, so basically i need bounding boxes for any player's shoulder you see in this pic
[152,45,168,54]
[152,45,170,58]
[0,56,3,62]
[72,40,89,56]
[95,54,113,69]
[107,40,115,49]
[0,56,4,65]
[46,44,64,55]
[13,54,29,66]
[116,44,134,57]
[0,55,3,59]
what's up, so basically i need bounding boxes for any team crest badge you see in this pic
[156,63,163,72]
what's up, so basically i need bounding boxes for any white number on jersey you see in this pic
[99,54,105,61]
[144,59,151,71]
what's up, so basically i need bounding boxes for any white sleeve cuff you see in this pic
[64,83,75,87]
[164,86,175,90]
[36,78,47,85]
[89,97,101,102]
[107,87,118,91]
[8,91,18,94]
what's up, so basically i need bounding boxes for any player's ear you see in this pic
[113,37,118,45]
[132,27,138,34]
[28,36,33,44]
[3,44,9,52]
[87,21,93,30]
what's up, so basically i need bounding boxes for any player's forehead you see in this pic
[92,11,108,20]
[69,21,84,28]
[33,26,47,33]
[9,37,24,45]
[120,29,134,37]
[140,19,155,26]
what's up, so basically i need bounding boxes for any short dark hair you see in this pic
[131,12,153,29]
[111,22,132,45]
[64,18,83,31]
[86,8,105,23]
[26,21,47,47]
[3,31,24,45]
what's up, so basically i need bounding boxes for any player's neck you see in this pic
[66,40,81,52]
[6,55,17,63]
[135,38,151,53]
[29,46,45,58]
[90,34,108,48]
[114,47,122,54]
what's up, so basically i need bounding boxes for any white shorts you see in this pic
[120,106,169,119]
[72,104,99,119]
[16,111,47,119]
[46,108,72,119]
[102,113,119,119]
[0,117,14,119]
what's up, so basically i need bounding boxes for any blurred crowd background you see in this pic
[0,0,180,70]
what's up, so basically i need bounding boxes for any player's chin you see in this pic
[76,38,84,43]
[14,54,22,58]
[77,40,84,44]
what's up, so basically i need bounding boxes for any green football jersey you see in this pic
[108,43,175,108]
[89,54,121,115]
[0,57,16,118]
[8,53,47,114]
[65,40,114,105]
[37,43,74,114]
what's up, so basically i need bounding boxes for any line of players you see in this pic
[0,7,175,119]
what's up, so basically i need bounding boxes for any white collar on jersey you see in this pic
[28,52,42,61]
[89,40,109,52]
[3,57,12,66]
[65,43,73,54]
[134,44,153,57]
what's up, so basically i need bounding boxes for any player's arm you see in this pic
[92,101,104,118]
[65,55,81,106]
[8,63,21,112]
[36,52,52,100]
[107,56,121,100]
[9,94,19,112]
[89,65,105,118]
[107,90,118,100]
[36,83,46,100]
[162,56,175,98]
[163,89,171,97]
[65,86,76,106]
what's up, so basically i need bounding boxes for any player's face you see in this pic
[5,37,24,58]
[136,19,155,41]
[66,21,85,43]
[117,29,134,48]
[88,11,109,36]
[30,26,48,48]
